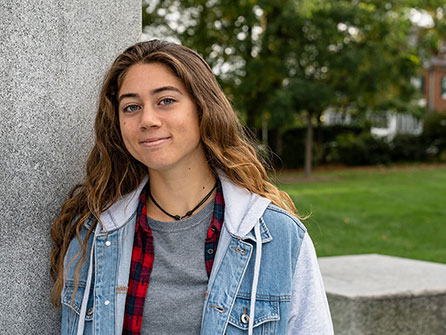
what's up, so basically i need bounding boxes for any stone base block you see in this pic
[318,254,446,335]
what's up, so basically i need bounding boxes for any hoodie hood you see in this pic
[217,173,271,238]
[96,175,149,233]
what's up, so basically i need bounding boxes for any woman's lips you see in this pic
[140,137,171,148]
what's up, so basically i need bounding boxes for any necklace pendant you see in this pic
[148,181,218,222]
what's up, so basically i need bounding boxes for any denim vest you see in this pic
[61,175,333,335]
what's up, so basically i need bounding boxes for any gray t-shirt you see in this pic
[141,199,214,335]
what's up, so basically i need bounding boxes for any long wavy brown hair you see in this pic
[50,40,297,307]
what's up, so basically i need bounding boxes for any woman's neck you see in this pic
[146,163,217,222]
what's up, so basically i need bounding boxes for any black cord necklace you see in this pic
[148,181,218,220]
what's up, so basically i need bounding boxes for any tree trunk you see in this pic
[304,110,314,178]
[245,102,259,138]
[261,112,268,145]
[275,126,283,158]
[315,111,324,164]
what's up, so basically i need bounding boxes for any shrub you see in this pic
[280,128,306,168]
[329,132,391,166]
[278,125,364,168]
[390,134,429,162]
[422,112,446,161]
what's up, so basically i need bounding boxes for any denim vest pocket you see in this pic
[61,280,94,335]
[226,295,280,335]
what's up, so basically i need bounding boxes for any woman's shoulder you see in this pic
[262,203,307,233]
[261,203,308,247]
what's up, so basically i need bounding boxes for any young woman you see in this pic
[51,40,333,335]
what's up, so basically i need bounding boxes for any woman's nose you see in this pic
[140,106,161,129]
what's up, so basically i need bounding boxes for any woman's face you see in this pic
[117,62,204,173]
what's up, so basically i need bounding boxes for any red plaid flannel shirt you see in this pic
[122,180,224,334]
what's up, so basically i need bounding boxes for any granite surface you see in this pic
[0,1,141,333]
[319,254,446,335]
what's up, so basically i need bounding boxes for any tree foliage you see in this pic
[143,0,443,174]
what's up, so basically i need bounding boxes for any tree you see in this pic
[286,0,424,176]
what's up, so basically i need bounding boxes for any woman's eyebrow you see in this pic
[118,93,139,103]
[118,86,183,104]
[151,85,183,95]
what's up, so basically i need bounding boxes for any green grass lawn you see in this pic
[276,165,446,264]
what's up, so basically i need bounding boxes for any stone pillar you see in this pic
[0,1,141,333]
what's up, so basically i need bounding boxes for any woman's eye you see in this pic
[123,104,140,113]
[159,98,175,106]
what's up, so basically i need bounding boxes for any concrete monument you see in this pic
[0,1,141,333]
[319,254,446,335]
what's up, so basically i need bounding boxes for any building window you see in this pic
[441,76,446,99]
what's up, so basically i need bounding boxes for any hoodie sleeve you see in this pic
[287,233,334,335]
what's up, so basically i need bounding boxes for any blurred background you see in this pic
[141,0,446,263]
